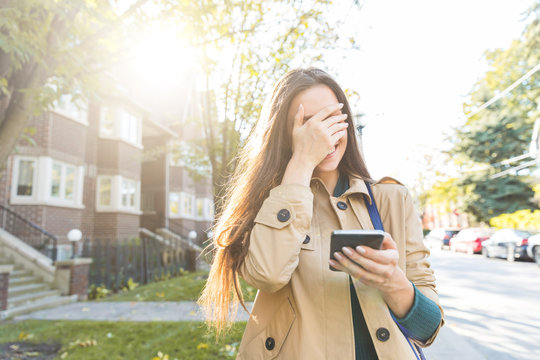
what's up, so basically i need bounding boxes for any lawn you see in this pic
[0,320,247,359]
[93,270,257,303]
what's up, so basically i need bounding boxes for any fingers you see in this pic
[293,104,304,129]
[330,128,348,145]
[341,247,395,276]
[380,232,398,250]
[309,102,344,123]
[331,252,383,284]
[327,120,349,136]
[355,244,398,265]
[323,113,348,128]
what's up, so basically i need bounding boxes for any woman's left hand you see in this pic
[328,232,414,317]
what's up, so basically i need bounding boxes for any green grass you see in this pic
[93,270,257,303]
[0,320,247,359]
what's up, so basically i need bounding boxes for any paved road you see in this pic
[427,248,540,360]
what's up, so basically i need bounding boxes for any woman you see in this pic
[199,67,444,359]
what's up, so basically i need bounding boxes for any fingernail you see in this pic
[356,246,366,254]
[329,259,337,266]
[342,247,353,256]
[338,103,344,108]
[298,104,303,112]
[334,252,343,260]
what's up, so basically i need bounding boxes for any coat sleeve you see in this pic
[403,188,445,347]
[238,183,313,293]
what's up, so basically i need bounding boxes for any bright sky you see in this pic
[328,0,534,188]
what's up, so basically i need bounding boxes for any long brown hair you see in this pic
[198,67,371,335]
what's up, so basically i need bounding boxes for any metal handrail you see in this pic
[0,204,58,262]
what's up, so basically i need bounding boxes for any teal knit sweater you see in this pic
[333,172,441,359]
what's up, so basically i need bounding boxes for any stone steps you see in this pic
[8,289,63,309]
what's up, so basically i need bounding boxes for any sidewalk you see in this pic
[12,301,485,359]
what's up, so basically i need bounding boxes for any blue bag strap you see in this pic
[363,181,426,360]
[364,181,384,232]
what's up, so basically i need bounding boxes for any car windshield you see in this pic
[515,230,532,238]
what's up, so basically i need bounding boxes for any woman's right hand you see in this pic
[290,102,349,169]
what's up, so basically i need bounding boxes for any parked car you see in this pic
[424,228,459,250]
[526,233,540,266]
[481,229,533,261]
[450,228,494,254]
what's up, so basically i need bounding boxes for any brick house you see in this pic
[0,86,214,260]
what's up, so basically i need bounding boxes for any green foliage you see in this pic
[490,209,540,230]
[96,270,257,303]
[87,284,111,300]
[122,277,139,291]
[445,2,540,223]
[457,172,537,223]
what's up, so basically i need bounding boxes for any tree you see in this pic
[167,0,364,217]
[0,0,156,171]
[446,1,540,223]
[1,0,365,226]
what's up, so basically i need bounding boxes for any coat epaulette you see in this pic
[374,176,403,185]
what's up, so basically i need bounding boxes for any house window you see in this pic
[196,198,204,218]
[53,94,88,125]
[49,162,78,202]
[11,156,83,208]
[100,107,115,137]
[121,178,137,209]
[204,198,214,220]
[98,177,112,207]
[120,111,139,145]
[15,158,36,197]
[169,193,180,216]
[183,192,194,217]
[96,175,140,213]
[99,106,142,147]
[169,192,196,218]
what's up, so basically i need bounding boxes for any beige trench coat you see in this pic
[237,175,444,359]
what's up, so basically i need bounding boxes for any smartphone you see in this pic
[329,230,385,271]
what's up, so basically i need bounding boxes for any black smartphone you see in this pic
[329,230,385,271]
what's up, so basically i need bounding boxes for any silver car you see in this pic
[482,229,533,262]
[526,233,540,266]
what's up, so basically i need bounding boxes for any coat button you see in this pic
[376,327,390,342]
[337,201,348,210]
[265,337,275,350]
[277,209,290,222]
[303,235,310,244]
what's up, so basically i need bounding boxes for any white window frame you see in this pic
[10,156,84,208]
[99,106,143,148]
[182,192,195,218]
[195,198,204,219]
[10,156,38,203]
[120,178,138,211]
[97,176,114,210]
[169,192,181,218]
[168,191,197,219]
[48,160,82,206]
[96,175,141,214]
[52,93,89,126]
[205,198,214,220]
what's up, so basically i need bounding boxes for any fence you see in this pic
[81,235,196,291]
[0,204,58,261]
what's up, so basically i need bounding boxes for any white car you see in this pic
[526,233,540,266]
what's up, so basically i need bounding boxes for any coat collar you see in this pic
[310,174,373,204]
